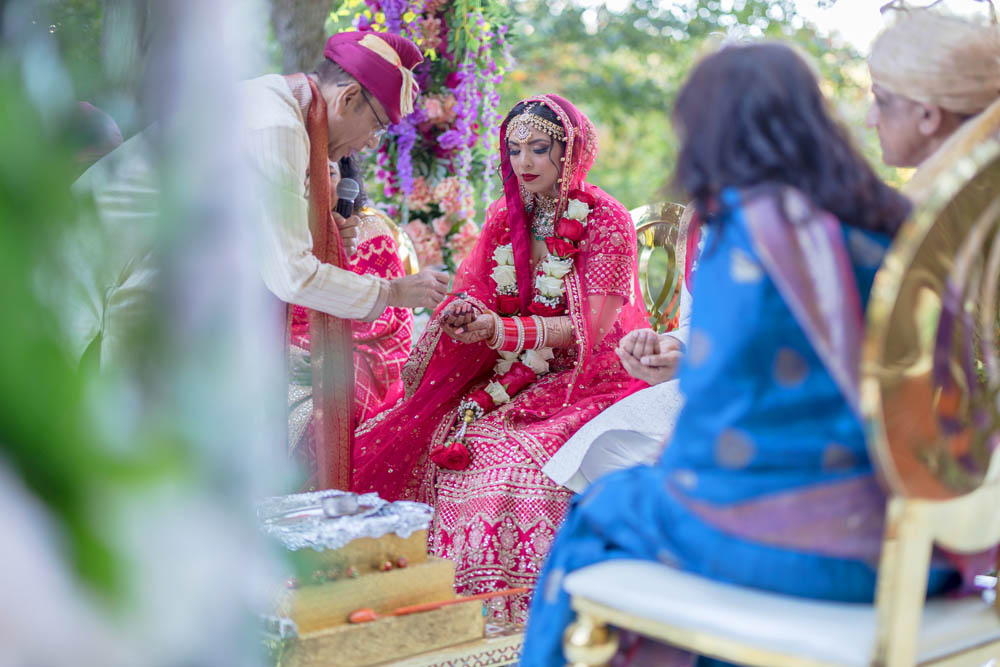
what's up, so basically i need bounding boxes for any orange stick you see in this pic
[392,587,531,617]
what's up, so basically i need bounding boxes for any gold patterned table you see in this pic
[374,625,523,667]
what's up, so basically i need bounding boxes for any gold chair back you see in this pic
[630,201,690,332]
[862,139,1000,500]
[861,139,1000,666]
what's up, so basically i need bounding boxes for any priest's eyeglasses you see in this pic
[337,83,388,139]
[360,88,388,138]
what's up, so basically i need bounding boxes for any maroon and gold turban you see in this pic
[324,31,423,125]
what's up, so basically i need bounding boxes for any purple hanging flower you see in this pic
[345,0,516,266]
[382,0,406,34]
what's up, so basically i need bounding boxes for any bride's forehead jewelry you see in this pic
[506,103,567,143]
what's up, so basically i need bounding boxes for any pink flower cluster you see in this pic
[448,221,479,265]
[403,175,478,266]
[419,16,443,51]
[406,176,434,212]
[422,94,457,126]
[404,220,444,268]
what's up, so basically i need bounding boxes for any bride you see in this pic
[353,94,647,622]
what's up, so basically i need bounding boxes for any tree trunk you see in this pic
[269,0,330,74]
[101,0,152,90]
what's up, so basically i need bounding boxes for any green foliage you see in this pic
[36,0,105,98]
[28,0,124,113]
[499,0,901,209]
[0,61,118,594]
[0,55,188,602]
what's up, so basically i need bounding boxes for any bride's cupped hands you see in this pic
[439,298,495,344]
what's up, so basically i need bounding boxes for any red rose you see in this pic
[468,389,494,412]
[529,301,565,317]
[546,237,580,258]
[500,361,537,395]
[555,217,585,242]
[430,441,472,470]
[497,294,520,315]
[568,189,596,208]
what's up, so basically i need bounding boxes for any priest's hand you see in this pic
[332,211,360,256]
[448,313,495,345]
[388,268,450,310]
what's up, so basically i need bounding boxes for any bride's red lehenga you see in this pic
[354,94,647,622]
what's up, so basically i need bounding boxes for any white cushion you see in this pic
[564,560,1000,665]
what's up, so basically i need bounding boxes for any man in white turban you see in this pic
[867,4,1000,185]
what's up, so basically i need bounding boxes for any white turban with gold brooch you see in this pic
[869,6,1000,115]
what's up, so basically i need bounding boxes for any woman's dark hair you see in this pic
[338,155,368,215]
[502,101,567,182]
[672,42,910,235]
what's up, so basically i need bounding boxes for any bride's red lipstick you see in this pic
[522,173,539,182]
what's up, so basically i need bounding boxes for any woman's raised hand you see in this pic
[616,328,683,386]
[617,328,659,360]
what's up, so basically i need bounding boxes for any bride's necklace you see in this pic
[527,194,558,241]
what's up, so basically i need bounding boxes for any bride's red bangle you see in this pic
[520,316,539,350]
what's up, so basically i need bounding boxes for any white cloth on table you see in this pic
[64,74,389,366]
[543,378,685,492]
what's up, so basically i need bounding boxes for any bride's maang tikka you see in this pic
[505,103,567,143]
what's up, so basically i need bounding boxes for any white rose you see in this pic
[566,198,590,221]
[494,350,519,376]
[520,349,551,375]
[535,274,566,298]
[485,381,511,405]
[540,254,574,279]
[492,264,517,288]
[492,243,514,266]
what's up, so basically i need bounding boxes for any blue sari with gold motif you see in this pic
[521,187,958,666]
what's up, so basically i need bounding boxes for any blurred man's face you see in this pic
[865,83,954,168]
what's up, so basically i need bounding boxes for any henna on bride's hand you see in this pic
[441,300,477,329]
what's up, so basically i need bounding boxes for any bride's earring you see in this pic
[519,182,532,206]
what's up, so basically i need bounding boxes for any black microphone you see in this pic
[335,177,360,218]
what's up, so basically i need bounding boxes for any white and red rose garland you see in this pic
[430,189,597,470]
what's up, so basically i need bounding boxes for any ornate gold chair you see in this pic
[562,142,1000,667]
[631,202,692,333]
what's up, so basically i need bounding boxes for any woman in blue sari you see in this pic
[521,43,961,666]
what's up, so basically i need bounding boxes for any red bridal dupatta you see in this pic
[354,95,647,620]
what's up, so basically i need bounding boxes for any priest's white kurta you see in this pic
[67,74,389,367]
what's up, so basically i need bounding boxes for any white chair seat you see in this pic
[564,560,1000,666]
